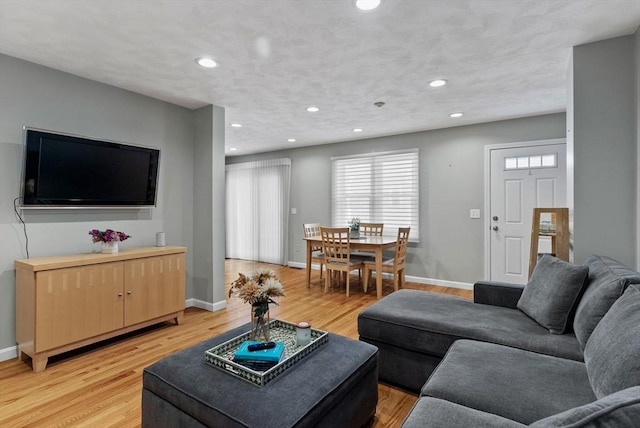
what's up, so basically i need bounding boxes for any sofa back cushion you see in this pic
[574,255,640,349]
[584,284,640,399]
[517,255,588,334]
[529,386,640,427]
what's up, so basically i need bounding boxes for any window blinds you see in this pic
[331,149,419,240]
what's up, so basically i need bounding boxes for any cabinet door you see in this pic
[35,262,124,352]
[124,254,185,326]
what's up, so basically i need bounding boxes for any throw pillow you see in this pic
[517,255,589,334]
[529,386,640,427]
[573,255,640,350]
[584,284,640,399]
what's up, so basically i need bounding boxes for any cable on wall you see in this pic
[13,197,30,259]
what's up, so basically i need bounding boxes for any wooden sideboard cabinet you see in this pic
[15,246,187,372]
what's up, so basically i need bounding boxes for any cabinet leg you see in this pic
[174,311,184,325]
[32,354,48,373]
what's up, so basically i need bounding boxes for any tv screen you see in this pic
[21,128,160,208]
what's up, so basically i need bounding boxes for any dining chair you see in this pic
[360,223,384,237]
[351,222,384,275]
[363,227,410,298]
[320,227,364,298]
[303,223,324,287]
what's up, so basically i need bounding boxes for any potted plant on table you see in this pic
[89,229,131,254]
[229,267,285,342]
[349,217,361,239]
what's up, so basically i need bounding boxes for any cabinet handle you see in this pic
[118,293,123,297]
[127,291,133,295]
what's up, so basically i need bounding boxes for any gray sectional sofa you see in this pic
[358,254,640,426]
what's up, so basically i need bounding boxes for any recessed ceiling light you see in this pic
[230,123,242,128]
[306,106,320,112]
[356,0,381,11]
[288,138,296,143]
[195,57,218,68]
[229,147,237,151]
[449,112,464,118]
[352,128,364,133]
[429,79,448,87]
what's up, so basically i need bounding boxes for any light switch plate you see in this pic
[291,208,297,215]
[470,209,481,219]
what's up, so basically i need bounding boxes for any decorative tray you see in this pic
[204,319,328,386]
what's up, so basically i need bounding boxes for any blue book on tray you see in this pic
[234,341,286,363]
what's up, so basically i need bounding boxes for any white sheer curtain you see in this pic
[225,158,291,265]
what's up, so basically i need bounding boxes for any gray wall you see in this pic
[570,34,639,267]
[192,106,214,302]
[192,105,227,307]
[637,29,640,270]
[0,54,197,352]
[211,106,227,305]
[227,113,566,284]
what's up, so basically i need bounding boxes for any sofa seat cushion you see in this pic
[401,397,525,428]
[584,284,640,399]
[422,340,596,425]
[574,255,640,349]
[517,255,588,334]
[529,386,640,427]
[358,289,583,361]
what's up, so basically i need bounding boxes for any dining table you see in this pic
[303,234,398,299]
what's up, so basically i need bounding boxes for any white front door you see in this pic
[488,141,567,284]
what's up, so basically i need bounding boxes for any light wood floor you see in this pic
[0,259,472,428]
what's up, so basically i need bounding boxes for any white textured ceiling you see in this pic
[1,0,639,155]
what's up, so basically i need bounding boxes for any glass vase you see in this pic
[250,301,270,342]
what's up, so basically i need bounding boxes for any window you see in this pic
[226,158,291,264]
[504,153,557,170]
[332,149,419,241]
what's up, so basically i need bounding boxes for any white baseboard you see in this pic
[288,261,313,270]
[185,298,227,312]
[287,261,473,291]
[405,275,473,290]
[0,345,18,362]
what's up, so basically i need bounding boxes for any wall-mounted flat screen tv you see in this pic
[20,128,160,208]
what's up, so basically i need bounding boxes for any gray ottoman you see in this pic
[142,323,379,427]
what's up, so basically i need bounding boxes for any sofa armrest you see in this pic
[473,281,525,309]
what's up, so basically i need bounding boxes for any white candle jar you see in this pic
[296,321,311,346]
[156,232,166,247]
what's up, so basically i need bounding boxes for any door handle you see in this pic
[492,226,499,231]
[492,216,499,221]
